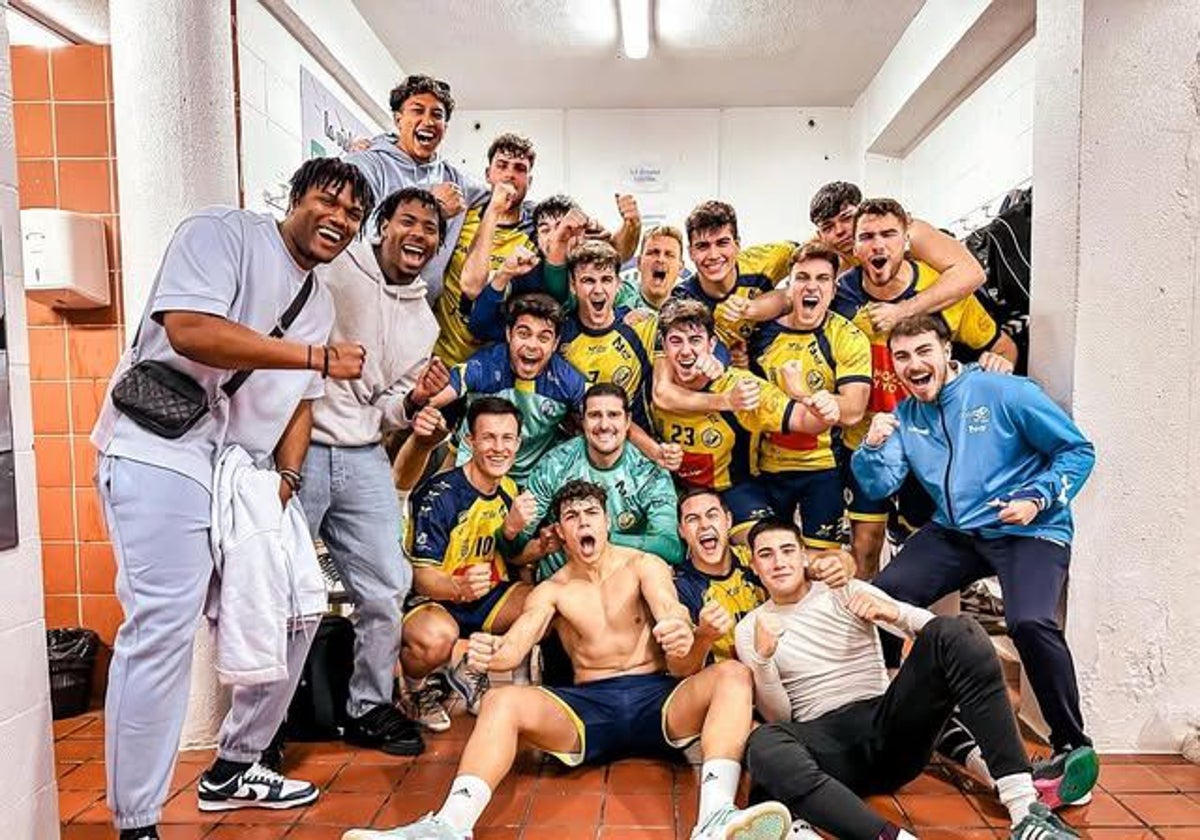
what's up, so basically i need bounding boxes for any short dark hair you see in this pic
[533,194,578,230]
[388,74,454,118]
[810,181,862,226]
[789,242,840,276]
[487,132,536,166]
[677,486,727,515]
[288,158,375,225]
[551,479,608,521]
[854,198,910,232]
[506,292,564,335]
[375,186,446,244]
[658,298,715,339]
[685,200,739,243]
[583,382,629,415]
[747,518,804,551]
[888,313,951,346]
[567,240,621,278]
[467,396,521,435]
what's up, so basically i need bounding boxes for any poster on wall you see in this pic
[300,66,375,160]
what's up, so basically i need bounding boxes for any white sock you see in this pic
[964,745,996,788]
[898,831,919,840]
[697,758,741,824]
[436,774,492,831]
[404,675,424,693]
[996,772,1038,826]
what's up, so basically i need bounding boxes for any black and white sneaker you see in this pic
[197,761,318,811]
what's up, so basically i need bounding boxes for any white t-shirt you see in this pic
[91,207,332,491]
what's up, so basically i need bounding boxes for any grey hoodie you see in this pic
[343,135,489,303]
[310,236,440,448]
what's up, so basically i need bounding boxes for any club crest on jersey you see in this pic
[701,428,723,448]
[613,365,634,388]
[617,510,638,530]
[966,405,991,433]
[806,370,826,392]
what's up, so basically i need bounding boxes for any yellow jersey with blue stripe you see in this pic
[833,259,1000,450]
[433,203,536,366]
[653,369,795,491]
[558,307,659,428]
[749,312,872,472]
[674,545,766,662]
[670,241,795,347]
[405,466,516,587]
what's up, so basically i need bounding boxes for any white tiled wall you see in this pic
[900,39,1035,230]
[0,4,61,838]
[236,0,394,218]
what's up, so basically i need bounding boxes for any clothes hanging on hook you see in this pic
[965,186,1031,374]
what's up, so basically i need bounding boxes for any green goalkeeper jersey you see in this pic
[522,436,683,580]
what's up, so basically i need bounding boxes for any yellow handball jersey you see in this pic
[654,368,795,491]
[558,309,659,428]
[748,312,872,472]
[670,242,794,349]
[405,467,517,587]
[675,545,766,662]
[433,204,537,366]
[833,259,1001,450]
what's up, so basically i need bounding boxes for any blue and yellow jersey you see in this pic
[433,201,537,366]
[558,307,659,429]
[653,368,795,491]
[675,545,767,662]
[670,241,794,347]
[833,259,1001,449]
[749,312,872,472]
[405,466,517,587]
[449,343,587,483]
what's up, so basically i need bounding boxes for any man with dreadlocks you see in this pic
[90,158,375,840]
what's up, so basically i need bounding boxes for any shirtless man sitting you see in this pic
[344,479,792,840]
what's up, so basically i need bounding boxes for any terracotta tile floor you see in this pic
[55,711,1200,839]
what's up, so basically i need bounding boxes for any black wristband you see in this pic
[279,468,303,492]
[306,344,313,371]
[322,345,331,378]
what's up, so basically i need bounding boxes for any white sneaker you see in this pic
[788,818,822,839]
[691,801,792,839]
[196,761,317,811]
[342,812,471,839]
[405,672,452,732]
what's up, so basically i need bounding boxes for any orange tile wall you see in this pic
[12,46,124,678]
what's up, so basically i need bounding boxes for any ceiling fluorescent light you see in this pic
[618,0,650,59]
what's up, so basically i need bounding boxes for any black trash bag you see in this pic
[47,628,100,720]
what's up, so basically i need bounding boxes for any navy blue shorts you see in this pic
[404,580,518,635]
[756,468,845,548]
[722,483,774,538]
[539,673,695,766]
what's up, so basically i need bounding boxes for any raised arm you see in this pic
[458,186,517,302]
[850,413,910,501]
[634,554,695,675]
[904,218,986,318]
[733,613,793,723]
[468,583,560,672]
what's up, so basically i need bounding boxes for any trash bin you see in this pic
[47,628,99,720]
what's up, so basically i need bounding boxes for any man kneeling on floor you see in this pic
[344,479,792,840]
[737,519,1084,840]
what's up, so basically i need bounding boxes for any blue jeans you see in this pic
[299,442,411,717]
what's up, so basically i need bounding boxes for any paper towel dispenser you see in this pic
[20,208,111,309]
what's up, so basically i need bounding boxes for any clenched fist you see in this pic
[455,563,495,603]
[697,600,735,642]
[803,390,841,426]
[652,616,694,658]
[864,412,899,447]
[655,442,684,472]
[430,182,465,219]
[753,612,784,660]
[503,491,539,538]
[844,589,900,625]
[466,632,502,672]
[615,193,640,223]
[324,342,366,380]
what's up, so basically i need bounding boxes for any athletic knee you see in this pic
[404,617,458,668]
[711,659,754,696]
[927,615,999,670]
[477,685,523,722]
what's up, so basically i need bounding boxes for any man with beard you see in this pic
[427,292,586,484]
[853,315,1099,810]
[653,299,840,541]
[89,159,373,838]
[745,242,872,561]
[672,489,853,669]
[400,398,536,729]
[616,224,687,311]
[433,133,539,365]
[833,199,1017,576]
[345,75,487,302]
[344,480,793,840]
[557,240,673,467]
[737,519,1084,840]
[519,383,682,581]
[298,187,447,757]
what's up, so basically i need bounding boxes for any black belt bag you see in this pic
[111,272,315,439]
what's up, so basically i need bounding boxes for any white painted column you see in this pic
[1031,0,1200,751]
[108,0,240,747]
[109,0,240,329]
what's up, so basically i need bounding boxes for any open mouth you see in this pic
[651,268,667,282]
[580,535,596,552]
[907,371,933,387]
[485,454,509,470]
[869,256,888,271]
[317,224,345,245]
[698,532,719,552]
[800,294,820,311]
[588,297,607,313]
[400,243,427,260]
[414,127,438,146]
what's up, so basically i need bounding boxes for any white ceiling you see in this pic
[352,0,926,109]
